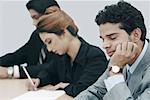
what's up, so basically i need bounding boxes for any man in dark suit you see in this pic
[0,0,60,79]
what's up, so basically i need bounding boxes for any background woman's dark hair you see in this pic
[95,1,147,41]
[26,0,60,14]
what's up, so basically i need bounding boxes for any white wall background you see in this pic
[0,0,150,56]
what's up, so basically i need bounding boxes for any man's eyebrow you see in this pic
[106,33,118,37]
[99,33,118,38]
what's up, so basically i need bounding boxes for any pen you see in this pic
[22,66,37,90]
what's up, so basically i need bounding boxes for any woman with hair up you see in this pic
[27,7,108,97]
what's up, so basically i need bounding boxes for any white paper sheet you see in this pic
[12,90,65,100]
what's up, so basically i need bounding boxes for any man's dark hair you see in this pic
[95,1,146,41]
[26,0,60,14]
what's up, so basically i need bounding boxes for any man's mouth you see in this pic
[107,51,114,57]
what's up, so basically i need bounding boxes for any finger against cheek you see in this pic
[121,42,128,53]
[132,43,138,53]
[116,43,122,53]
[127,42,133,55]
[131,43,138,58]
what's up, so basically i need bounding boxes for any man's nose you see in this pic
[102,40,111,49]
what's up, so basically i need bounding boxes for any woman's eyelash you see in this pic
[48,40,51,44]
[111,37,116,39]
[45,39,51,44]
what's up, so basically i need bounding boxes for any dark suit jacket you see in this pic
[0,30,58,78]
[37,37,108,97]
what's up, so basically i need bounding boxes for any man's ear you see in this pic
[130,28,142,43]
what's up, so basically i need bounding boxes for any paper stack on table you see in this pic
[12,90,65,100]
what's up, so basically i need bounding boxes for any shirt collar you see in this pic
[127,40,149,74]
[73,37,88,65]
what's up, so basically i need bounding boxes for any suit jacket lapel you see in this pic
[122,67,127,79]
[128,43,150,94]
[129,64,144,94]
